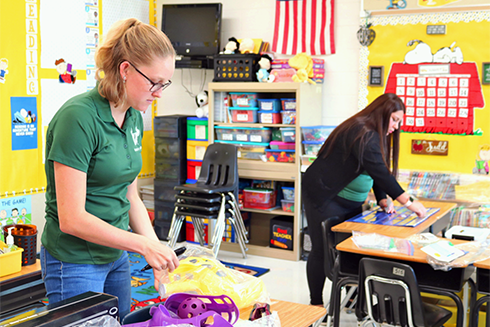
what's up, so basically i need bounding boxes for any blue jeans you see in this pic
[41,246,131,320]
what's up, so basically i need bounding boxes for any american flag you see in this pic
[272,0,335,55]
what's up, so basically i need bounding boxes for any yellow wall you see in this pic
[365,12,490,174]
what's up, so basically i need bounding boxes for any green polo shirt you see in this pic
[42,87,143,264]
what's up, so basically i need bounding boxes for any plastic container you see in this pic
[265,149,296,163]
[154,179,178,202]
[281,110,296,125]
[187,117,208,140]
[257,99,281,111]
[187,139,208,160]
[281,98,296,111]
[258,111,281,124]
[281,186,295,201]
[302,141,324,156]
[154,115,187,138]
[215,127,271,143]
[243,188,277,210]
[0,240,23,277]
[229,92,258,107]
[155,159,186,183]
[230,107,259,123]
[269,141,295,150]
[281,199,295,213]
[280,127,296,142]
[187,159,202,180]
[155,137,185,159]
[215,140,268,160]
[301,125,336,142]
[2,224,37,266]
[301,155,317,167]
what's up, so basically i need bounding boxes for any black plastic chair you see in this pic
[321,217,358,327]
[167,143,248,258]
[356,257,452,327]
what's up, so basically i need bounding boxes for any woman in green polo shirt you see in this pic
[41,18,179,320]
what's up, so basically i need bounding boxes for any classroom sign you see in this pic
[10,97,38,150]
[0,195,32,242]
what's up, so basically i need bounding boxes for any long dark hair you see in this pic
[317,93,405,176]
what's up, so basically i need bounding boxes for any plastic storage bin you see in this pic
[230,92,258,107]
[281,199,295,213]
[213,54,261,82]
[154,115,188,138]
[258,99,281,111]
[281,186,295,201]
[280,127,296,142]
[270,141,295,150]
[187,117,208,140]
[215,127,271,143]
[302,141,324,156]
[187,139,208,160]
[154,179,177,202]
[281,110,296,124]
[265,149,296,163]
[230,107,259,123]
[258,111,281,124]
[301,155,317,167]
[281,98,296,111]
[0,241,23,277]
[301,125,336,142]
[155,137,185,159]
[243,188,277,210]
[155,159,186,183]
[187,159,202,180]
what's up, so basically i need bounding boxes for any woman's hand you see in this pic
[142,241,179,291]
[379,198,396,213]
[407,201,427,218]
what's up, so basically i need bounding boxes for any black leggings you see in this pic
[303,195,363,305]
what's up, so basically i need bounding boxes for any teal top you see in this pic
[337,171,373,202]
[42,86,143,264]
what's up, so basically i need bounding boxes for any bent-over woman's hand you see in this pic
[407,201,426,218]
[142,240,180,291]
[379,198,396,213]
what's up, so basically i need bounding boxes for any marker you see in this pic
[140,246,186,272]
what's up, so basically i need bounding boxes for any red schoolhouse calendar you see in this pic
[347,206,440,227]
[385,63,484,135]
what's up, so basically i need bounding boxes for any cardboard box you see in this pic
[0,291,118,327]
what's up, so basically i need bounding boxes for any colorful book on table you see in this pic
[347,206,440,227]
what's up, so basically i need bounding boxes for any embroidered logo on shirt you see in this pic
[131,127,142,152]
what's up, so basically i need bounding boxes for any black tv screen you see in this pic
[161,3,222,58]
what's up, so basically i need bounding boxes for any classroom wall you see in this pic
[155,0,363,126]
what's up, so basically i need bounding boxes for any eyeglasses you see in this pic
[127,61,172,93]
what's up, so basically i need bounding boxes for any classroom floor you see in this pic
[213,246,358,326]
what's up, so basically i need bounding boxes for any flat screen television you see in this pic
[161,3,222,68]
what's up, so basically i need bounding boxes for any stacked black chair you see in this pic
[166,143,248,258]
[356,257,452,327]
[321,217,358,327]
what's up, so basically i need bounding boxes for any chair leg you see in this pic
[210,194,227,257]
[227,192,248,237]
[469,295,490,327]
[227,208,249,248]
[190,216,206,246]
[226,209,248,258]
[167,211,184,248]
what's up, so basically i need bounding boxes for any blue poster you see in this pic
[11,97,38,151]
[0,195,32,242]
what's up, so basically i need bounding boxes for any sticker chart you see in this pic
[347,206,440,227]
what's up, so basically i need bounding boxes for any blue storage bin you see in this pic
[257,99,281,111]
[282,186,295,201]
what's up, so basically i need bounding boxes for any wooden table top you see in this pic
[474,257,490,270]
[239,299,326,327]
[0,259,41,283]
[336,236,469,265]
[331,200,457,238]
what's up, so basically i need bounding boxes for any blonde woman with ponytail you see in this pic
[41,18,177,319]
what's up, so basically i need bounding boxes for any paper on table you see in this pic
[421,240,467,263]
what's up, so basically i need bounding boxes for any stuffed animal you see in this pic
[195,91,209,118]
[223,37,240,54]
[239,38,255,54]
[288,53,316,84]
[256,54,273,83]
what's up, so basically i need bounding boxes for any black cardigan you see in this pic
[302,127,405,209]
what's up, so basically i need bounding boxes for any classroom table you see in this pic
[0,259,46,315]
[336,237,474,327]
[331,200,457,239]
[239,299,326,327]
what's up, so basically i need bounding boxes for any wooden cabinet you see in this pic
[207,82,323,261]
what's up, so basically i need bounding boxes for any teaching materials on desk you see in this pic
[347,206,440,227]
[352,231,414,255]
[421,240,467,263]
[445,225,490,242]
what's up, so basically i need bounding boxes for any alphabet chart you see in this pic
[385,63,484,134]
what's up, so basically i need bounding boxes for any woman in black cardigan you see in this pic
[302,93,426,307]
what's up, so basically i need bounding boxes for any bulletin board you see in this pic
[363,0,490,12]
[0,0,157,199]
[359,11,490,174]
